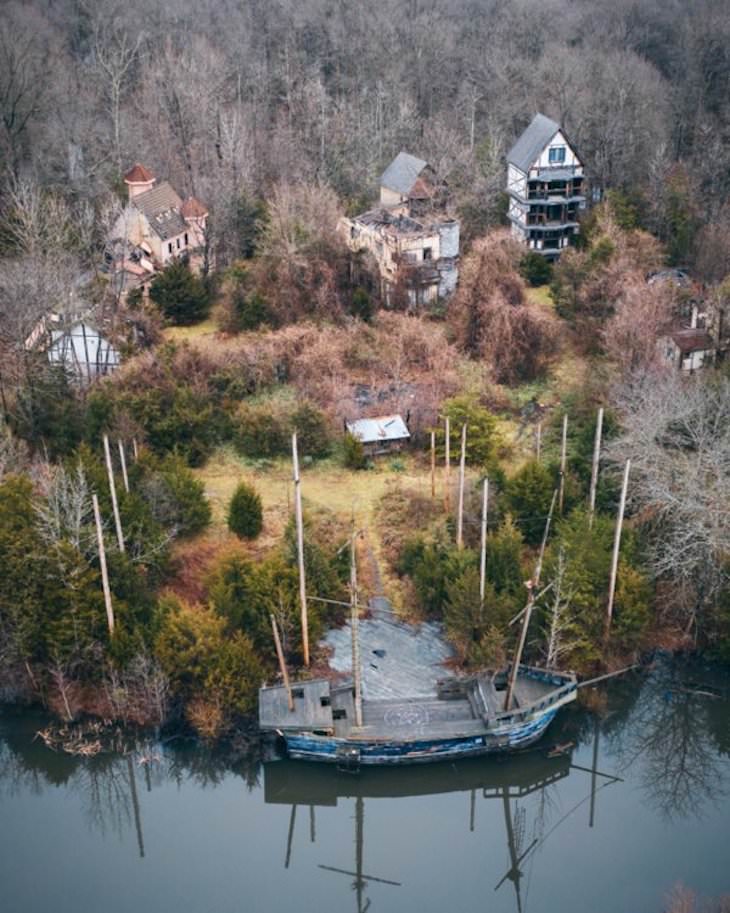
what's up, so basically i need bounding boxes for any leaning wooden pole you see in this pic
[456,423,467,549]
[588,408,604,529]
[132,438,139,462]
[558,414,568,515]
[606,459,630,639]
[271,614,294,712]
[479,477,489,603]
[350,532,363,728]
[92,493,115,635]
[444,416,451,511]
[430,430,436,499]
[292,433,310,666]
[504,490,557,711]
[102,434,125,552]
[118,439,130,493]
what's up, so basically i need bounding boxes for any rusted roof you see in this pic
[671,329,714,354]
[133,181,186,240]
[123,162,155,184]
[181,196,208,219]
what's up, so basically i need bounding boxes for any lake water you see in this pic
[1,658,729,913]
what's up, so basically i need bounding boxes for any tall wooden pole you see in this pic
[479,477,489,603]
[350,532,363,727]
[536,422,542,462]
[588,408,604,529]
[92,493,115,635]
[558,414,568,515]
[132,438,139,462]
[504,490,557,711]
[444,416,451,511]
[606,459,630,639]
[103,434,125,552]
[118,439,130,493]
[271,614,294,711]
[292,433,309,666]
[430,430,436,499]
[456,423,467,549]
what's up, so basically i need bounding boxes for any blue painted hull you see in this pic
[284,708,558,765]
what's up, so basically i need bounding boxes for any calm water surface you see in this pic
[1,659,729,913]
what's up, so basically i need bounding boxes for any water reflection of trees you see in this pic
[0,723,263,851]
[607,661,729,820]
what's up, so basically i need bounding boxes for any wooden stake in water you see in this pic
[456,423,467,549]
[292,433,309,666]
[92,493,115,635]
[479,477,489,603]
[558,414,568,515]
[103,434,125,552]
[606,459,630,639]
[588,408,604,529]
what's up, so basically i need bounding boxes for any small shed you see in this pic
[660,328,715,374]
[47,322,121,384]
[346,414,410,456]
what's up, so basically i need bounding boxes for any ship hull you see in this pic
[283,707,558,766]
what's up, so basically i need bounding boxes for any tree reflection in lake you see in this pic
[606,658,729,820]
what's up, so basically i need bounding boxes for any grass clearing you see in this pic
[163,318,219,343]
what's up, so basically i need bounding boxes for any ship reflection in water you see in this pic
[264,744,620,913]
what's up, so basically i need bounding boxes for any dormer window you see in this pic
[549,147,566,164]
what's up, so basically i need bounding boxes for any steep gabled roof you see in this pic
[123,162,155,184]
[133,181,186,240]
[380,151,429,195]
[507,114,561,172]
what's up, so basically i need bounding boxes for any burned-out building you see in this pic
[506,114,586,260]
[342,152,459,307]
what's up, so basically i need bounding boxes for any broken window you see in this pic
[423,246,432,260]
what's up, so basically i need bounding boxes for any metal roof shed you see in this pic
[346,415,410,455]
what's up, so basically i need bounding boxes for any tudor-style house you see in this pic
[342,152,460,308]
[106,164,208,300]
[506,114,586,259]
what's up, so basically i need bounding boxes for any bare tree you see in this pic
[607,373,730,632]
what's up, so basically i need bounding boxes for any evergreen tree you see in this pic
[149,260,210,325]
[227,481,263,539]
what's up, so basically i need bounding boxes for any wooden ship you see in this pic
[259,434,627,768]
[259,666,577,766]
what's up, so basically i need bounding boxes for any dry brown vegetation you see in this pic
[450,230,560,383]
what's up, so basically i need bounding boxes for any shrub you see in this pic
[351,286,373,322]
[343,431,367,470]
[438,395,502,468]
[519,252,553,286]
[227,481,263,539]
[142,454,211,537]
[234,401,289,457]
[504,460,555,545]
[292,402,331,459]
[149,260,210,325]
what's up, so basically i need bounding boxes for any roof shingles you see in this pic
[507,114,560,173]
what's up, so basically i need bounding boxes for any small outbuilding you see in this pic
[660,328,715,374]
[346,414,410,456]
[47,322,121,384]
